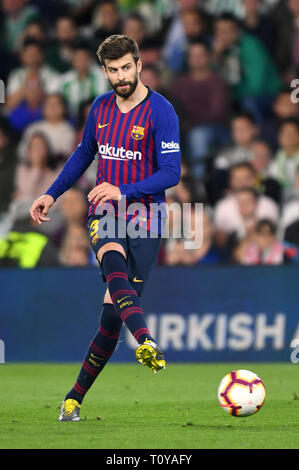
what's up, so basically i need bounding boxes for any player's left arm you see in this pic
[121,102,181,199]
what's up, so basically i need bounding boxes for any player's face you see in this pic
[103,53,141,98]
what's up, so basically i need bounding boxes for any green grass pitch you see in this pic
[1,363,299,449]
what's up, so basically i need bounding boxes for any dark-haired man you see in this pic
[212,13,282,124]
[56,40,108,117]
[6,38,58,111]
[171,40,230,178]
[29,34,181,421]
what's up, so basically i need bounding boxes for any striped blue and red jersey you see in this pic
[46,87,181,231]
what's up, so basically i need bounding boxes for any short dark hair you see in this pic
[124,12,145,26]
[215,12,241,27]
[229,161,256,175]
[97,34,140,67]
[188,38,211,52]
[232,111,257,126]
[22,38,43,50]
[71,38,91,53]
[279,117,299,131]
[55,15,77,26]
[256,218,277,235]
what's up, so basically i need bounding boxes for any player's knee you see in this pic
[97,242,126,264]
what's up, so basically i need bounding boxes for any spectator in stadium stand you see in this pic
[212,157,281,206]
[1,0,39,53]
[0,118,18,219]
[210,112,259,198]
[0,215,60,268]
[261,88,299,150]
[59,224,91,267]
[211,13,282,125]
[6,38,58,112]
[88,0,122,52]
[250,140,282,204]
[164,206,221,266]
[122,13,148,48]
[45,16,78,74]
[54,40,107,118]
[241,0,277,57]
[21,18,47,45]
[171,40,230,179]
[53,187,89,247]
[139,63,175,105]
[213,160,280,216]
[281,166,299,246]
[214,187,279,254]
[59,0,95,26]
[138,37,163,68]
[162,5,211,73]
[233,218,299,265]
[18,93,76,163]
[75,98,94,146]
[70,99,98,193]
[213,112,259,171]
[7,75,44,133]
[274,0,299,80]
[161,173,207,263]
[140,64,165,94]
[13,133,62,221]
[268,118,299,200]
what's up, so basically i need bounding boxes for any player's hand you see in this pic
[30,194,54,225]
[88,182,121,205]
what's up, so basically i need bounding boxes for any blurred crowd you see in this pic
[1,0,299,267]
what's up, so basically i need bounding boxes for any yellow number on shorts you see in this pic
[90,219,99,238]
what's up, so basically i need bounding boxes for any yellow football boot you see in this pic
[59,399,81,422]
[136,339,166,373]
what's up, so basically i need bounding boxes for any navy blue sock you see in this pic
[65,303,122,404]
[101,250,155,344]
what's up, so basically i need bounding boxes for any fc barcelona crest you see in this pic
[131,125,144,140]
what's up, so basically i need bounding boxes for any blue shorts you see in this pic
[88,214,161,296]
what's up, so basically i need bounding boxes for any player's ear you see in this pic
[136,58,142,74]
[102,65,108,79]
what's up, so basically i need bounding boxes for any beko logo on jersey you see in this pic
[161,141,180,153]
[98,143,142,160]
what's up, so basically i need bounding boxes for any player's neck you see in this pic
[115,81,148,113]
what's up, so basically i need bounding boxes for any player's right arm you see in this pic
[29,99,98,224]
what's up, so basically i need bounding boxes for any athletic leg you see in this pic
[97,243,155,345]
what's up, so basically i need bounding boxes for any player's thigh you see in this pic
[88,215,128,262]
[88,214,128,290]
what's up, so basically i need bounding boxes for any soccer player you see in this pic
[29,35,181,422]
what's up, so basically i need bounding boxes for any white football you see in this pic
[218,369,266,417]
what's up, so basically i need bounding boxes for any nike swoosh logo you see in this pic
[133,277,143,282]
[117,296,130,304]
[98,123,109,129]
[90,353,103,361]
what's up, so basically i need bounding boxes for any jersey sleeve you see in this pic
[118,99,181,199]
[45,99,98,201]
